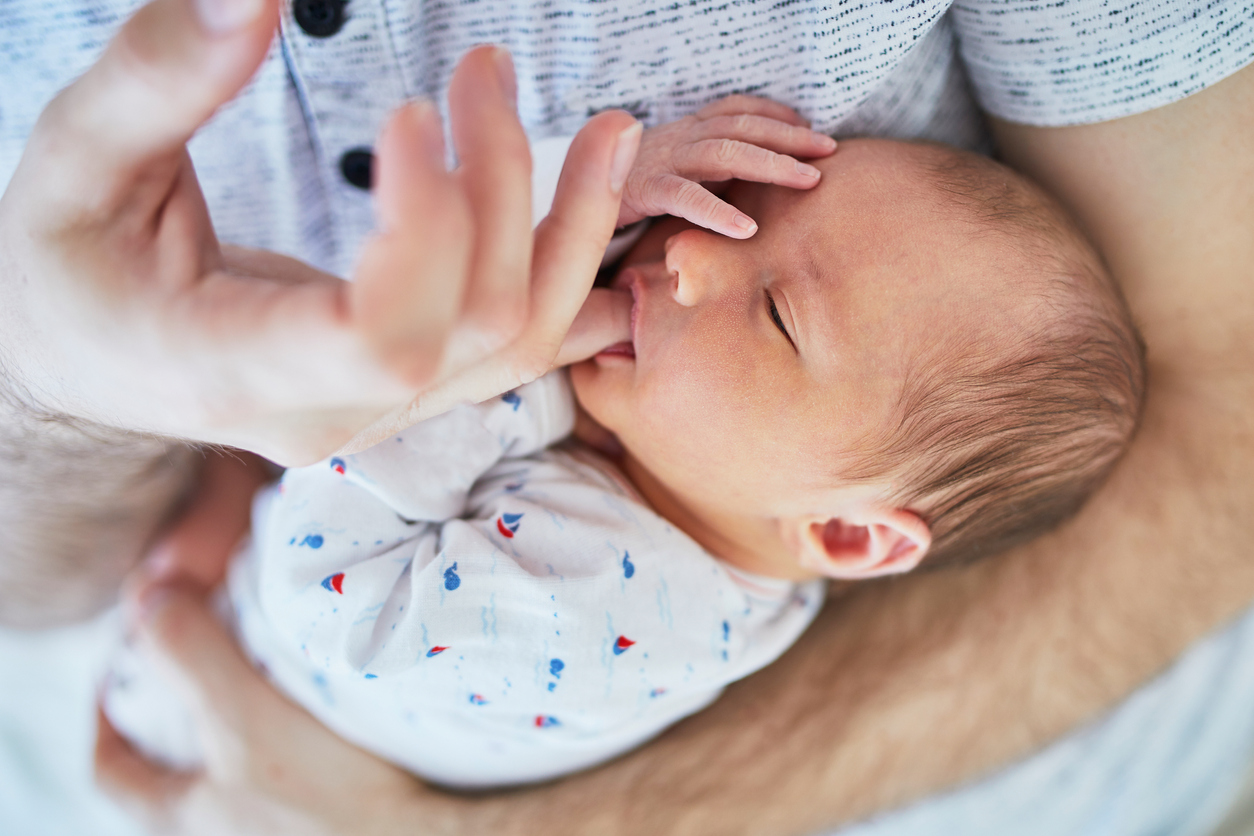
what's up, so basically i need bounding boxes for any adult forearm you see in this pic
[0,382,199,627]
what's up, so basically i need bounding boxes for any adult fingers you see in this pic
[135,585,422,823]
[693,114,837,159]
[674,138,823,189]
[94,705,198,827]
[633,173,756,239]
[520,113,641,378]
[132,583,327,776]
[31,0,278,214]
[330,109,639,450]
[351,101,473,385]
[447,46,534,353]
[337,280,630,449]
[96,704,339,836]
[694,94,811,126]
[134,584,268,769]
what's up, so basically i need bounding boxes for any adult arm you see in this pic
[99,63,1254,834]
[0,396,200,627]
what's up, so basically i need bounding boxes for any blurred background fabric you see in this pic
[0,612,141,836]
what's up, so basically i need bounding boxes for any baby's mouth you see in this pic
[598,341,635,359]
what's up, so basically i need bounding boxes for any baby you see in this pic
[106,113,1145,791]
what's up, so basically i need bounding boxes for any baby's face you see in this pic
[570,139,1037,570]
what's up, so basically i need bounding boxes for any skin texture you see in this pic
[93,62,1254,835]
[573,139,1057,581]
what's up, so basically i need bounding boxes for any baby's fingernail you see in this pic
[797,161,822,180]
[610,121,642,193]
[734,214,758,234]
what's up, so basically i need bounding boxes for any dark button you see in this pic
[293,0,346,38]
[339,148,374,190]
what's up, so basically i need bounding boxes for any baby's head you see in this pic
[571,138,1145,579]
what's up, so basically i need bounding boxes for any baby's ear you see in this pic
[782,508,931,580]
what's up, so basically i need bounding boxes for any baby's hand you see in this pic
[618,95,837,238]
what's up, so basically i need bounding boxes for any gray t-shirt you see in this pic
[3,0,1250,276]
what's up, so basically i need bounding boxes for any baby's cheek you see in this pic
[636,359,761,470]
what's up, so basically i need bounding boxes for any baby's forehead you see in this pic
[773,143,1081,372]
[736,140,1019,255]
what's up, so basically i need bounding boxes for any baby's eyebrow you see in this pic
[803,251,823,290]
[790,251,824,355]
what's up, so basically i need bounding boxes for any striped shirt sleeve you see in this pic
[950,0,1254,126]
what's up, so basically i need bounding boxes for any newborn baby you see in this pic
[107,129,1144,791]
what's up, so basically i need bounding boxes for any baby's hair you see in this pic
[850,146,1146,568]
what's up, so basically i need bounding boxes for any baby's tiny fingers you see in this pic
[695,94,810,127]
[675,139,823,189]
[695,114,836,158]
[634,173,758,239]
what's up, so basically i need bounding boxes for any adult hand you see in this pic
[340,104,640,449]
[94,449,442,836]
[97,575,448,835]
[0,0,637,466]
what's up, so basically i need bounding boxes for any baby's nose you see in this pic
[664,230,714,307]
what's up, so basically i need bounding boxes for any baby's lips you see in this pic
[554,287,634,366]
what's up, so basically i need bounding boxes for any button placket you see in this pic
[293,0,347,37]
[280,0,410,278]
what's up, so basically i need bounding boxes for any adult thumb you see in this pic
[37,0,278,191]
[552,287,634,367]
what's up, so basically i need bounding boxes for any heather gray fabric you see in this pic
[5,0,1249,277]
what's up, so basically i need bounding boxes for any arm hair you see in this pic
[0,385,199,628]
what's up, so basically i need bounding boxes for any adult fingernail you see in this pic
[140,542,180,582]
[135,584,175,626]
[814,133,837,151]
[610,121,643,193]
[797,161,822,179]
[193,0,265,35]
[493,47,518,110]
[734,213,758,234]
[407,99,445,162]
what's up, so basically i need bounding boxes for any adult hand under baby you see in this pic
[0,0,636,466]
[617,95,837,238]
[94,451,458,836]
[96,586,449,836]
